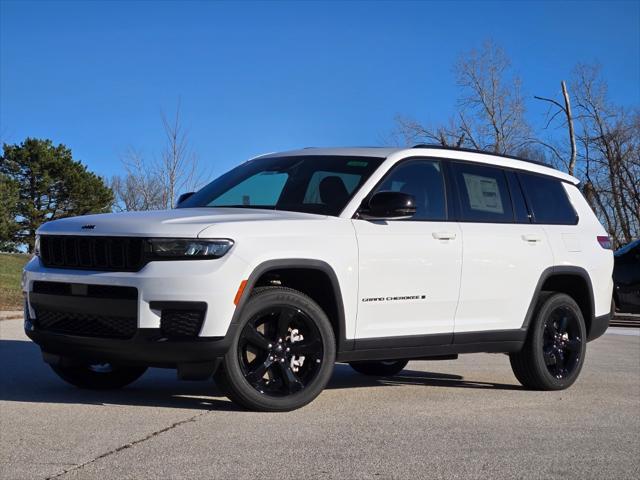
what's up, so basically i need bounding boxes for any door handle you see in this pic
[522,234,542,243]
[432,232,457,240]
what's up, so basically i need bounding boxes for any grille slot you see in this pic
[33,309,137,339]
[40,236,146,272]
[160,310,206,339]
[32,281,138,300]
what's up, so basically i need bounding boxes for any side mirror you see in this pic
[360,191,417,220]
[176,192,195,206]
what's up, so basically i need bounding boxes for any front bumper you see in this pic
[23,254,248,337]
[24,309,238,367]
[22,255,249,369]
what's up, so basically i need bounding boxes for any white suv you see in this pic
[23,146,614,411]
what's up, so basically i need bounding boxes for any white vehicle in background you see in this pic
[23,145,614,411]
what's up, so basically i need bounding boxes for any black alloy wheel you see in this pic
[215,287,336,411]
[542,305,583,380]
[238,304,324,396]
[510,292,587,390]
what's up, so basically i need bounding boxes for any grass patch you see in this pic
[0,253,30,310]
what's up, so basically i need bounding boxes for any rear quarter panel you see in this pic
[543,184,614,317]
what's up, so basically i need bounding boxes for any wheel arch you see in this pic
[230,259,351,352]
[522,266,599,341]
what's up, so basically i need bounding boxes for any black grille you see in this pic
[40,236,145,272]
[33,281,138,300]
[33,309,137,339]
[160,310,205,338]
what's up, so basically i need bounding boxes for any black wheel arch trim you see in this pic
[228,259,351,352]
[521,265,602,341]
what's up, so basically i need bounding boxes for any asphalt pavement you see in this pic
[1,318,638,480]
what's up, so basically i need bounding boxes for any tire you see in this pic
[50,363,147,390]
[510,292,587,390]
[214,286,336,412]
[349,360,409,377]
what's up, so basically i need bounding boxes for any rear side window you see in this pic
[518,173,578,225]
[452,162,514,223]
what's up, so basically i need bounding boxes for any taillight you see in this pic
[597,235,612,250]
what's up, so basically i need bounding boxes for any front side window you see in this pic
[452,162,514,223]
[518,172,578,225]
[372,159,447,221]
[178,156,383,216]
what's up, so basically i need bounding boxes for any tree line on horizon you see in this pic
[1,41,638,253]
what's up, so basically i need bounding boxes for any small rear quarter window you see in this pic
[518,173,578,225]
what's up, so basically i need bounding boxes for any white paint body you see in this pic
[24,147,614,341]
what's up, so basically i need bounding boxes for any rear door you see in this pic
[352,158,462,340]
[450,162,553,334]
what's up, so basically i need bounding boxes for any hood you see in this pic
[37,208,323,238]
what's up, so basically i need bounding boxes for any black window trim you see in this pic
[354,156,451,222]
[505,170,533,224]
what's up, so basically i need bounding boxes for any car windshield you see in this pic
[177,155,384,216]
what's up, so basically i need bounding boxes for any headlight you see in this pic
[147,238,234,260]
[33,235,40,257]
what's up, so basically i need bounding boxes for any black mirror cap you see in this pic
[176,192,195,206]
[362,191,417,220]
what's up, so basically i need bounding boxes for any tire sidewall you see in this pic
[222,288,336,411]
[530,293,587,390]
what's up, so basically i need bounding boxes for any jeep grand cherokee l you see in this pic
[23,146,614,411]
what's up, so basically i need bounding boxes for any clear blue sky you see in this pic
[1,0,639,181]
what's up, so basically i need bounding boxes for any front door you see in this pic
[352,158,462,340]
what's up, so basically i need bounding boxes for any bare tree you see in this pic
[110,102,205,211]
[534,81,577,175]
[571,64,639,247]
[395,41,532,156]
[455,40,531,154]
[157,102,200,209]
[394,43,638,247]
[111,148,164,212]
[394,115,466,148]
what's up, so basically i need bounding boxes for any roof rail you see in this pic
[411,144,552,168]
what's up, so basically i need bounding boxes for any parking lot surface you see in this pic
[1,318,638,480]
